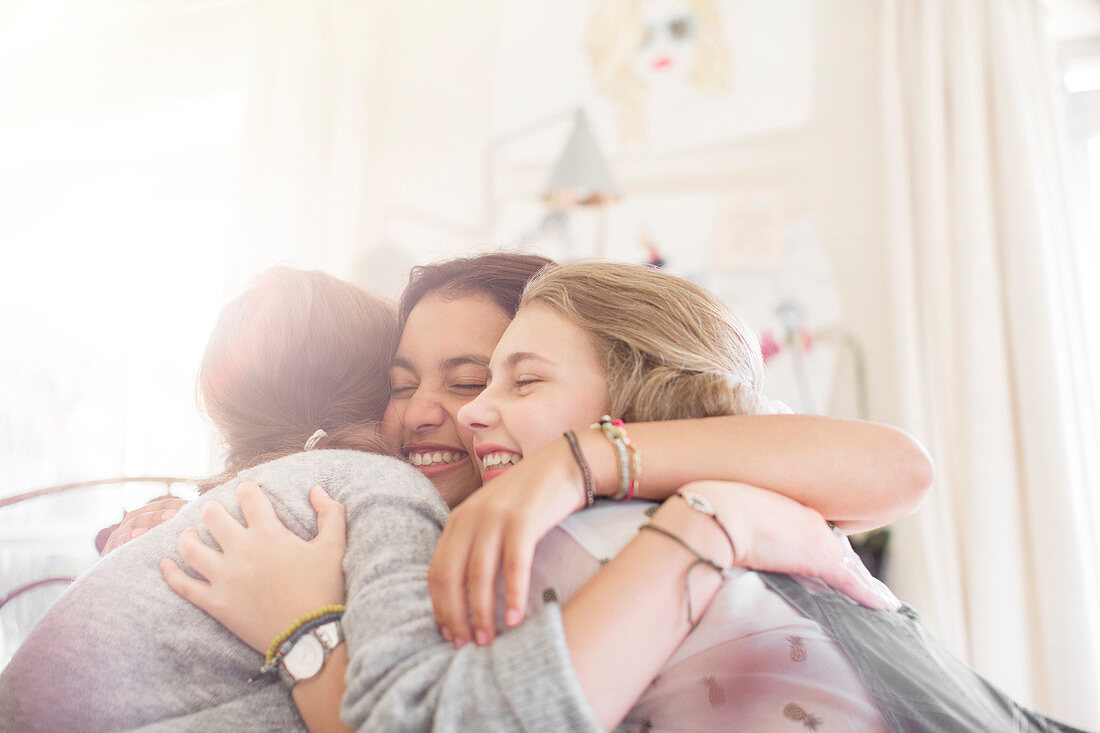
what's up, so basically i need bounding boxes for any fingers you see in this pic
[818,536,900,611]
[501,523,536,627]
[177,526,223,581]
[237,481,280,530]
[465,526,503,645]
[100,526,129,556]
[428,522,474,649]
[310,486,346,549]
[102,499,187,555]
[201,500,245,552]
[160,557,215,613]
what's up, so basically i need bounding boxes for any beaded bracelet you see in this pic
[263,604,346,668]
[591,415,641,500]
[639,523,728,630]
[563,430,595,507]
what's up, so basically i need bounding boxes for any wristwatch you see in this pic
[278,620,344,688]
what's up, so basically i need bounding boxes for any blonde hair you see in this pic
[521,261,785,422]
[584,0,732,148]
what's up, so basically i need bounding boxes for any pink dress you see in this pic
[521,501,890,732]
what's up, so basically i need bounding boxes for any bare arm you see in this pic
[163,454,889,732]
[431,425,910,656]
[559,496,729,728]
[291,648,352,733]
[584,414,933,532]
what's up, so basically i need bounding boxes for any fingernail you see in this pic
[132,528,147,538]
[505,608,521,627]
[440,627,453,642]
[474,629,489,646]
[161,510,176,521]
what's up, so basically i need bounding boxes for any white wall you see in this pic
[356,0,898,426]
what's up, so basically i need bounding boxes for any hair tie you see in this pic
[304,429,328,451]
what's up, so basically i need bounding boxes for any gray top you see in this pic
[760,573,1088,733]
[0,450,601,732]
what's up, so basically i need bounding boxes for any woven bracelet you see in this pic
[592,415,641,500]
[563,430,595,507]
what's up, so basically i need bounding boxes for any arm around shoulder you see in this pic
[327,453,600,732]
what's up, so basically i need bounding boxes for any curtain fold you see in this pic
[881,0,1100,728]
[226,0,379,291]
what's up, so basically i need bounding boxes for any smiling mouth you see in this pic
[480,451,521,473]
[405,450,466,468]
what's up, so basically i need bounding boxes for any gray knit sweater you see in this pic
[0,450,601,732]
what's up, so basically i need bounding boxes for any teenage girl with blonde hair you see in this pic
[440,261,1086,731]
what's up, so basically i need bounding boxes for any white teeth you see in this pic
[405,451,464,467]
[481,452,519,471]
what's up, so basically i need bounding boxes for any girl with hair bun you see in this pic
[195,266,398,490]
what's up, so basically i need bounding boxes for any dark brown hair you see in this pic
[398,252,555,325]
[196,267,398,491]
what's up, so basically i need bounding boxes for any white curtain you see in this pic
[226,0,379,291]
[881,0,1100,728]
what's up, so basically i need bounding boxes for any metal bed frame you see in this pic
[0,477,188,612]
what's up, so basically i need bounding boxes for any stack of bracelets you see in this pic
[255,604,345,685]
[562,417,738,629]
[562,414,642,507]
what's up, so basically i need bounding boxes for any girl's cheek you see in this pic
[381,402,403,451]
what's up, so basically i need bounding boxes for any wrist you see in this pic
[650,498,734,569]
[574,427,619,499]
[261,605,345,683]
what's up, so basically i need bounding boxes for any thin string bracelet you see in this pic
[639,523,728,630]
[563,430,595,507]
[676,490,736,559]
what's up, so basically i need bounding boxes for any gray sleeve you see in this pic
[280,453,601,732]
[0,465,315,733]
[0,449,599,733]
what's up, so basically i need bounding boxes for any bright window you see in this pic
[0,2,252,664]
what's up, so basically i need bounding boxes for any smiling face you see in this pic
[384,291,512,507]
[458,304,609,483]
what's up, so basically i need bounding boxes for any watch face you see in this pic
[283,634,324,681]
